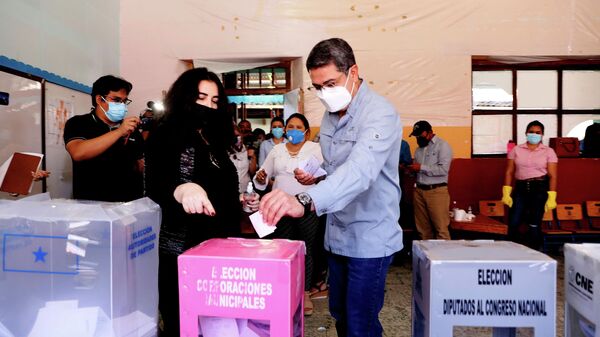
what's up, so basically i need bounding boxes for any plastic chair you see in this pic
[478,200,505,217]
[586,201,600,229]
[541,208,573,252]
[558,204,600,243]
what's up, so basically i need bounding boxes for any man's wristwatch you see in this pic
[295,192,312,215]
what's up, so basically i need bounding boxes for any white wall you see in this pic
[0,0,121,87]
[44,82,91,198]
[120,0,600,127]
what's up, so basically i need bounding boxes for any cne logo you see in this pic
[569,266,593,295]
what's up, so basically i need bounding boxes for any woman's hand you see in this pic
[32,170,50,181]
[173,183,215,215]
[294,168,317,185]
[501,185,513,208]
[255,169,267,184]
[240,192,260,212]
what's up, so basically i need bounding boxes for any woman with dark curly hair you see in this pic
[145,67,257,336]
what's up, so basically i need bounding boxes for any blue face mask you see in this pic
[286,129,306,145]
[101,97,128,122]
[526,133,542,145]
[272,127,284,139]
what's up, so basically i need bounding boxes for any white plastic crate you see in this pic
[0,197,160,337]
[564,243,600,337]
[412,240,556,337]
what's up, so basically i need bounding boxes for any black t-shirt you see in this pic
[63,111,144,202]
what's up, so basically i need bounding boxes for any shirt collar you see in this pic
[91,110,119,130]
[270,138,286,144]
[346,80,368,118]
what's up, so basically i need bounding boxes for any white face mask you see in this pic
[315,72,354,112]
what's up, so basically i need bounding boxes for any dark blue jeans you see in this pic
[327,253,394,337]
[509,179,549,248]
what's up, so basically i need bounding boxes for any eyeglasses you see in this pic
[308,72,347,92]
[103,95,132,105]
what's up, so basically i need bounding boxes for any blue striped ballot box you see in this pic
[565,243,600,337]
[0,197,160,337]
[412,240,556,337]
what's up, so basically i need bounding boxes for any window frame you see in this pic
[222,61,291,95]
[471,57,600,157]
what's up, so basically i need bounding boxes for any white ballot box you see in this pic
[412,240,556,337]
[565,243,600,337]
[0,197,160,337]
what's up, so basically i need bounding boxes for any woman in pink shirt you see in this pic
[502,120,558,248]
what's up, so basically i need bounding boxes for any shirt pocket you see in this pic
[338,128,358,144]
[330,129,357,161]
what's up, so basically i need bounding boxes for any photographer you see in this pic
[64,75,144,202]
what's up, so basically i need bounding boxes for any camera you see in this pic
[139,115,153,130]
[138,101,157,131]
[138,113,155,132]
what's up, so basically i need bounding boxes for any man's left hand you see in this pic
[259,189,304,225]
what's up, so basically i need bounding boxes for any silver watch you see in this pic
[295,192,312,214]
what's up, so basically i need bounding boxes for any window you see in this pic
[471,57,600,156]
[222,64,290,92]
[221,62,292,127]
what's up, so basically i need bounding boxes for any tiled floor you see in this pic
[304,252,565,337]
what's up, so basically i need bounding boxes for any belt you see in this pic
[517,176,548,184]
[517,175,548,182]
[416,182,447,190]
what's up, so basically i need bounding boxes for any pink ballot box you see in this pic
[178,238,305,337]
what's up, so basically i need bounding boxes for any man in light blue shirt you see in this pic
[260,38,402,337]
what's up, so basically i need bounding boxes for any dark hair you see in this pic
[526,120,545,134]
[91,75,132,107]
[286,113,310,131]
[306,38,356,73]
[238,119,251,128]
[163,68,228,121]
[270,117,285,128]
[253,128,266,137]
[161,67,233,152]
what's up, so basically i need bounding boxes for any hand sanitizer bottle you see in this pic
[450,201,458,217]
[242,182,258,213]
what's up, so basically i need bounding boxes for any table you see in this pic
[450,214,508,235]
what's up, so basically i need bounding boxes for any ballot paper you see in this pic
[297,155,326,178]
[27,300,112,337]
[199,317,239,337]
[249,212,276,238]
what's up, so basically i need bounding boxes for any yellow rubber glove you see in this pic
[545,191,557,212]
[501,185,513,208]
